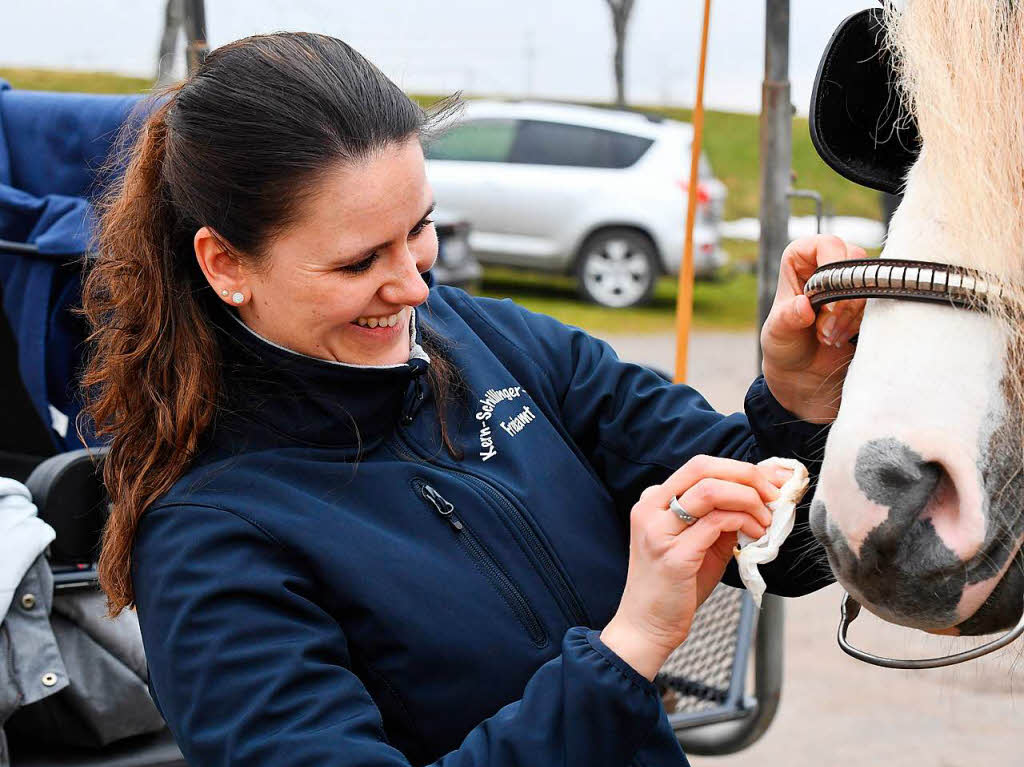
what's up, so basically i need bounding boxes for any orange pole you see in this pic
[674,0,712,383]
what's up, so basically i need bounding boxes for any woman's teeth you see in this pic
[355,311,401,329]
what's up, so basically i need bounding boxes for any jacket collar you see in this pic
[205,307,430,454]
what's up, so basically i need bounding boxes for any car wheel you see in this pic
[576,229,658,308]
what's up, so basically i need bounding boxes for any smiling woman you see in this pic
[82,34,465,607]
[77,30,865,767]
[194,147,438,367]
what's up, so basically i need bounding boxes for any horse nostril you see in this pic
[876,461,939,494]
[855,438,943,522]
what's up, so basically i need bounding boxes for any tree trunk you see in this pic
[156,0,185,86]
[604,0,636,107]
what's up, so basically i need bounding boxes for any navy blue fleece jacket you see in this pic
[132,285,831,767]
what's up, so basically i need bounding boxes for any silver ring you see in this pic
[669,496,697,526]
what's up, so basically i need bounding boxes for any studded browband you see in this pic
[803,258,1002,312]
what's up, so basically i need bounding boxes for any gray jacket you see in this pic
[0,555,67,766]
[0,481,165,765]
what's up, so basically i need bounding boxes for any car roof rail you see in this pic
[493,97,667,123]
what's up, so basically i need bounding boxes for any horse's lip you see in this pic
[963,529,1024,585]
[955,546,1024,635]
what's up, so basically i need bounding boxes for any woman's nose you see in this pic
[380,246,430,307]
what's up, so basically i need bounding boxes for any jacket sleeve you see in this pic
[133,503,679,767]
[455,293,833,596]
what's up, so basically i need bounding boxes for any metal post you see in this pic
[758,0,792,369]
[753,0,791,745]
[183,0,209,74]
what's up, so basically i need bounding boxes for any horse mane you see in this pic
[885,0,1024,420]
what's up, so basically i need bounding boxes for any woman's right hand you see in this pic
[600,455,788,681]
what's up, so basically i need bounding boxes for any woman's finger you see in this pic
[653,455,782,509]
[638,485,662,503]
[672,509,768,553]
[831,300,866,346]
[775,235,851,302]
[816,298,866,347]
[757,458,795,487]
[772,294,818,339]
[674,478,772,528]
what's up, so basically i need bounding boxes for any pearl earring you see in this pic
[220,289,229,297]
[231,291,245,305]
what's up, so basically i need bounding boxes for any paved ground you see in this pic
[597,330,1023,767]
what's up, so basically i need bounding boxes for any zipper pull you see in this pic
[401,365,428,425]
[421,484,463,531]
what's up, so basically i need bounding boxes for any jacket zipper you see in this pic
[469,479,590,627]
[397,432,590,628]
[414,479,548,647]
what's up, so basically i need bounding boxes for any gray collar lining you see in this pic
[226,307,431,369]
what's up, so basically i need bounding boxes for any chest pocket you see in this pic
[411,477,549,648]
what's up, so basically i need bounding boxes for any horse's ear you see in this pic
[809,7,919,194]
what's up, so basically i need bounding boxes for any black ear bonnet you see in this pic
[809,7,920,194]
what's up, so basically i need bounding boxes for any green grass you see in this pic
[1,67,881,334]
[0,67,152,94]
[481,260,758,334]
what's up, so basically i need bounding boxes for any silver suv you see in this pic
[426,100,727,308]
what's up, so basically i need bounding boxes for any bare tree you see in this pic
[156,0,185,86]
[604,0,636,107]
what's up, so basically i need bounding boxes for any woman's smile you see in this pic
[349,306,409,342]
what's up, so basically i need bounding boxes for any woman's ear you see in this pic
[194,227,250,305]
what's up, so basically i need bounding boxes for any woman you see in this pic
[82,33,863,767]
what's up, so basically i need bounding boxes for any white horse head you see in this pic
[810,0,1024,637]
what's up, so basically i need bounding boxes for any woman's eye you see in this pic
[410,218,434,237]
[340,253,378,274]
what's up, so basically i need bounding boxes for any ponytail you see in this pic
[80,33,464,615]
[81,93,221,614]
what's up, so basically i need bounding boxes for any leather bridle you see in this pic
[803,258,1024,669]
[804,258,1002,312]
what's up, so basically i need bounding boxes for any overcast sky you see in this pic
[1,1,875,113]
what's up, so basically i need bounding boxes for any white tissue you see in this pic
[734,458,809,608]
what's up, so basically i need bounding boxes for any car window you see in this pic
[425,119,518,162]
[508,120,654,169]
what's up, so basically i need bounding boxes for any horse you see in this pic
[806,0,1024,657]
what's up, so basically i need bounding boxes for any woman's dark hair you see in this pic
[81,32,461,614]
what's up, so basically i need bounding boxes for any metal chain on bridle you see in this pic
[803,258,1024,669]
[804,258,1003,312]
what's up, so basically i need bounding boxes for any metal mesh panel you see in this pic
[656,584,748,715]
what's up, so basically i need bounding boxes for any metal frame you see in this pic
[666,590,756,729]
[673,594,784,755]
[0,238,40,256]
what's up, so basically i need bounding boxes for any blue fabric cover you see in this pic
[0,83,141,198]
[0,81,144,451]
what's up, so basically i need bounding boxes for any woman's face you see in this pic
[231,138,437,366]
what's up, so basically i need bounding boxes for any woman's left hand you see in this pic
[760,235,867,424]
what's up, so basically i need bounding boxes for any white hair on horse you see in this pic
[810,0,1024,642]
[885,0,1024,446]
